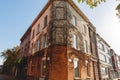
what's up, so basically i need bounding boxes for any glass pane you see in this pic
[73,35,77,49]
[41,60,46,76]
[73,58,79,77]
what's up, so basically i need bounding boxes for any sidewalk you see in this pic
[0,74,13,80]
[0,73,22,80]
[113,78,120,80]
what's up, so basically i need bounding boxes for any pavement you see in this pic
[114,78,120,80]
[0,74,13,80]
[0,74,21,80]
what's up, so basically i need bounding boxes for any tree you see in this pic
[116,4,120,19]
[77,0,106,8]
[0,46,19,74]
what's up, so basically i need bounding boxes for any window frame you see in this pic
[43,34,47,48]
[41,57,46,77]
[73,58,80,78]
[73,35,77,49]
[83,25,87,34]
[44,16,48,27]
[37,24,40,34]
[72,15,77,26]
[36,40,40,52]
[32,29,35,39]
[84,40,88,53]
[101,67,107,75]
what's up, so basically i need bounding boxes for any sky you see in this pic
[74,0,120,54]
[0,0,120,65]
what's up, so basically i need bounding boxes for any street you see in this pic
[0,74,13,80]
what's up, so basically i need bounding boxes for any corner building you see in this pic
[20,0,100,80]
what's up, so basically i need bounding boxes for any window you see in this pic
[37,24,40,34]
[87,64,89,76]
[43,34,47,48]
[44,16,47,27]
[99,43,105,51]
[36,40,40,51]
[30,60,32,73]
[72,16,77,26]
[99,53,106,62]
[83,25,86,34]
[73,35,77,49]
[32,30,35,38]
[106,57,110,64]
[85,60,89,76]
[84,40,88,53]
[41,57,46,76]
[105,47,110,54]
[101,67,107,75]
[73,58,79,77]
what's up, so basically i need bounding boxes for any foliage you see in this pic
[116,4,120,19]
[0,46,19,74]
[77,0,106,8]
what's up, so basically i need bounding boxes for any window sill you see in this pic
[74,77,81,80]
[74,77,91,80]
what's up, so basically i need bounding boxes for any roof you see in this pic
[68,0,90,22]
[20,0,92,41]
[96,33,110,47]
[20,0,52,41]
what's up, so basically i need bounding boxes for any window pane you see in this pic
[36,40,40,51]
[41,59,46,76]
[73,58,79,77]
[43,34,47,48]
[73,35,77,49]
[99,53,106,62]
[83,25,86,33]
[32,30,35,38]
[72,16,77,26]
[101,67,107,75]
[84,40,88,53]
[44,16,47,27]
[37,24,40,33]
[99,43,105,51]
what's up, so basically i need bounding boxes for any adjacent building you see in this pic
[110,49,120,79]
[96,34,111,80]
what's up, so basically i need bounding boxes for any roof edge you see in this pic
[68,0,90,22]
[20,0,51,41]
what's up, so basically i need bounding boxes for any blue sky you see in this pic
[0,0,120,64]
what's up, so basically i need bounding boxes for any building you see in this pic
[118,56,120,78]
[96,34,111,80]
[110,49,120,79]
[19,0,100,80]
[88,23,100,79]
[0,65,3,73]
